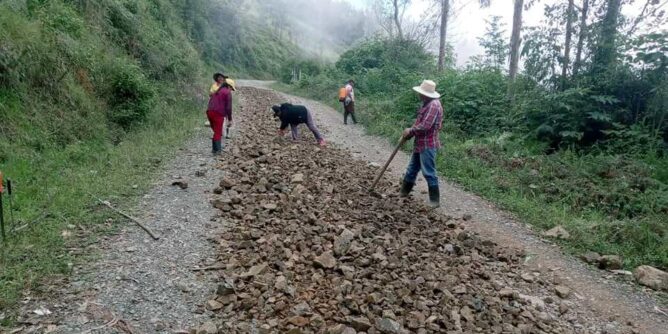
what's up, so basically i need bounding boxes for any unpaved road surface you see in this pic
[11,82,665,334]
[13,129,229,333]
[185,85,664,333]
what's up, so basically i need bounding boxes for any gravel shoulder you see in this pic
[238,80,667,333]
[14,125,232,333]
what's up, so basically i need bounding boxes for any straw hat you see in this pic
[225,78,236,91]
[412,80,440,98]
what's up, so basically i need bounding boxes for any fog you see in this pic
[242,0,664,66]
[237,0,376,61]
[358,0,663,66]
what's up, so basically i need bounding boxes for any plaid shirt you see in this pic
[409,99,443,152]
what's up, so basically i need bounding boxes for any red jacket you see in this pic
[207,86,233,120]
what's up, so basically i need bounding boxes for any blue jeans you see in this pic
[404,148,439,187]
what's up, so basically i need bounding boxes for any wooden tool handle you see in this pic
[369,136,407,191]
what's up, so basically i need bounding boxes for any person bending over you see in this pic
[271,103,326,147]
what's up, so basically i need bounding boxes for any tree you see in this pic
[437,0,450,71]
[509,0,524,81]
[522,24,562,86]
[478,16,509,68]
[437,0,491,71]
[393,0,404,39]
[627,0,668,36]
[373,0,411,39]
[572,0,589,76]
[561,0,575,89]
[592,0,622,74]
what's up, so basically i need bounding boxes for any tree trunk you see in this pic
[393,0,404,40]
[592,0,622,74]
[561,0,575,89]
[573,0,589,76]
[508,0,524,81]
[437,0,450,71]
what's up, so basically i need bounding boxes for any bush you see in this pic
[335,38,435,96]
[437,68,513,135]
[105,62,154,129]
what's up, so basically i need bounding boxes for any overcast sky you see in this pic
[346,0,656,66]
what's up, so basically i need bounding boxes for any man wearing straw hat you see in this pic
[400,80,444,208]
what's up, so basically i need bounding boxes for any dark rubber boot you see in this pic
[428,185,440,208]
[212,140,222,155]
[400,180,415,197]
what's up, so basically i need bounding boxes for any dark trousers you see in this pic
[343,101,357,124]
[290,110,323,142]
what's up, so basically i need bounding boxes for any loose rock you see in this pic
[542,225,570,239]
[599,255,623,270]
[171,181,189,189]
[333,229,355,256]
[375,317,403,334]
[554,285,571,299]
[580,251,601,264]
[314,251,337,269]
[633,265,668,291]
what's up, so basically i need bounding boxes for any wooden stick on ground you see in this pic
[97,199,160,240]
[369,136,407,192]
[192,264,226,271]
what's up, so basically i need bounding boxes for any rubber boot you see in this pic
[428,185,440,208]
[212,140,222,155]
[400,180,415,197]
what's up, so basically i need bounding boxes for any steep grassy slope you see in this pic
[0,0,298,314]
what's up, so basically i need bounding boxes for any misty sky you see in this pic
[346,0,656,66]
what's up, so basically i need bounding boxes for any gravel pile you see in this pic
[195,87,610,334]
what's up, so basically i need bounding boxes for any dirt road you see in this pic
[12,82,665,334]
[197,82,666,333]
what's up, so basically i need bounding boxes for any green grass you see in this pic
[0,0,294,319]
[273,84,668,271]
[0,86,205,319]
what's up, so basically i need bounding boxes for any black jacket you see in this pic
[277,103,308,130]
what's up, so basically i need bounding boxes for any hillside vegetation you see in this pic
[0,0,331,313]
[278,7,668,270]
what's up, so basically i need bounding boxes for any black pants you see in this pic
[344,101,357,124]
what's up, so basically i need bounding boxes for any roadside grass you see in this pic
[273,84,668,271]
[0,86,205,319]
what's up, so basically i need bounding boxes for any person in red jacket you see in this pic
[206,76,235,155]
